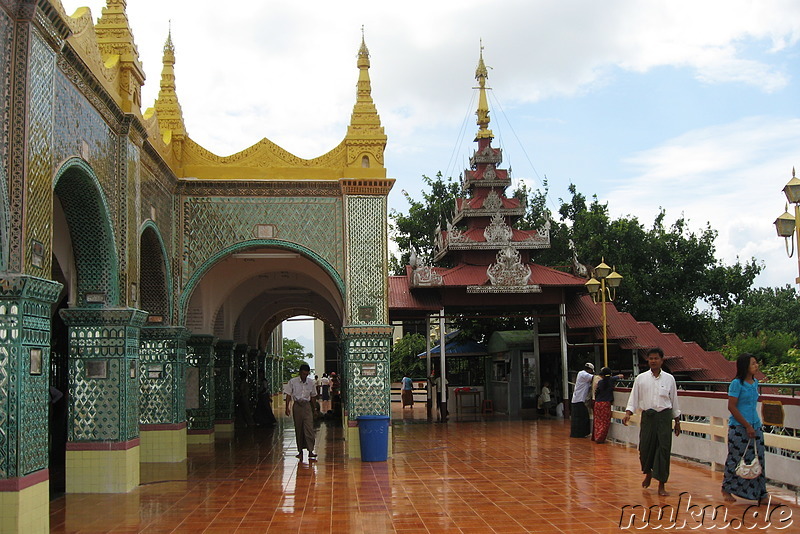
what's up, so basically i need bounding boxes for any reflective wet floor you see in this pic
[50,403,799,533]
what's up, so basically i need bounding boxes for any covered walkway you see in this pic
[50,405,799,533]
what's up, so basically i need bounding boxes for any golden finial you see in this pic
[474,40,493,140]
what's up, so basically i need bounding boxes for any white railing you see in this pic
[610,389,800,488]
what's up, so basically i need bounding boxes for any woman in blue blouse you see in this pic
[722,353,767,502]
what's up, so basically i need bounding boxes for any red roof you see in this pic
[436,263,586,288]
[388,276,441,310]
[567,294,736,381]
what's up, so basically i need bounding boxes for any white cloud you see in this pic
[61,0,800,158]
[609,116,800,287]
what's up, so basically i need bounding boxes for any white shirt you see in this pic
[572,370,594,403]
[283,376,317,402]
[320,377,330,387]
[625,369,681,418]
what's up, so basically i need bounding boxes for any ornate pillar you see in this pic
[139,326,188,463]
[185,335,216,444]
[0,275,61,532]
[247,348,259,413]
[214,340,235,434]
[341,182,394,458]
[60,307,147,493]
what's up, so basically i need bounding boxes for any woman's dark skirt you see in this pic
[722,425,767,501]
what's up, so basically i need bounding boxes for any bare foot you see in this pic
[642,473,652,488]
[658,482,669,496]
[722,491,736,503]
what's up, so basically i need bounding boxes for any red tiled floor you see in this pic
[48,403,799,533]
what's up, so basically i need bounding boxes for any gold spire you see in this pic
[346,28,387,173]
[94,0,145,113]
[474,41,493,140]
[153,28,186,158]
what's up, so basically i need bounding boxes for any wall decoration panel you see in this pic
[53,68,117,218]
[344,195,387,324]
[0,8,12,173]
[62,308,146,442]
[181,197,343,285]
[124,139,140,306]
[0,9,12,274]
[140,327,187,425]
[186,336,215,431]
[342,331,391,417]
[24,31,55,275]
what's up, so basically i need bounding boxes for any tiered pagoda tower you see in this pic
[419,48,550,292]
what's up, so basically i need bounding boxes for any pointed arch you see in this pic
[53,158,120,306]
[139,220,173,321]
[179,239,345,325]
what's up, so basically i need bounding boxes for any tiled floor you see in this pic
[49,403,799,533]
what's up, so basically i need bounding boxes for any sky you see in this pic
[61,1,800,344]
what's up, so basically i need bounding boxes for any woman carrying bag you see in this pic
[722,353,768,503]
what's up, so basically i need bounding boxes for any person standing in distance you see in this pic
[284,363,318,461]
[623,347,681,496]
[570,363,594,438]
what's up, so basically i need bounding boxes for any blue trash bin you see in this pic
[358,415,390,462]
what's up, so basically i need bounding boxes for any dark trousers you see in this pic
[570,401,590,437]
[639,409,673,483]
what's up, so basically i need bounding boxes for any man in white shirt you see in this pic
[623,347,682,496]
[284,363,318,461]
[570,363,594,437]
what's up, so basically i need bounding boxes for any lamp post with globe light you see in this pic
[584,259,623,368]
[774,168,800,285]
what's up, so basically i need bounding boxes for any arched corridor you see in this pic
[48,405,799,533]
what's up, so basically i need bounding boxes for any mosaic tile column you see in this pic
[247,348,259,413]
[341,188,393,459]
[214,340,235,434]
[59,307,147,493]
[0,275,62,532]
[139,326,188,463]
[262,353,274,394]
[186,335,216,444]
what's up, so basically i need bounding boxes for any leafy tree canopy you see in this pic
[282,338,308,382]
[390,172,460,274]
[390,333,428,382]
[716,285,800,340]
[720,331,796,367]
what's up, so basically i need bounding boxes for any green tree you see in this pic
[717,285,800,340]
[762,348,800,387]
[719,331,796,367]
[390,333,428,382]
[389,172,460,274]
[282,338,308,382]
[555,184,761,348]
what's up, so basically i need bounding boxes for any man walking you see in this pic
[623,347,681,496]
[284,363,318,461]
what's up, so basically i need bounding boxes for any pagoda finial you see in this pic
[358,25,370,68]
[475,40,493,140]
[154,28,186,156]
[346,28,387,171]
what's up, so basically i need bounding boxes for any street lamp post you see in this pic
[584,259,623,368]
[774,168,800,285]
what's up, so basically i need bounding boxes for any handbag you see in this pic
[735,439,762,479]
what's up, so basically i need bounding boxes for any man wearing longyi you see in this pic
[284,363,318,461]
[623,347,681,496]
